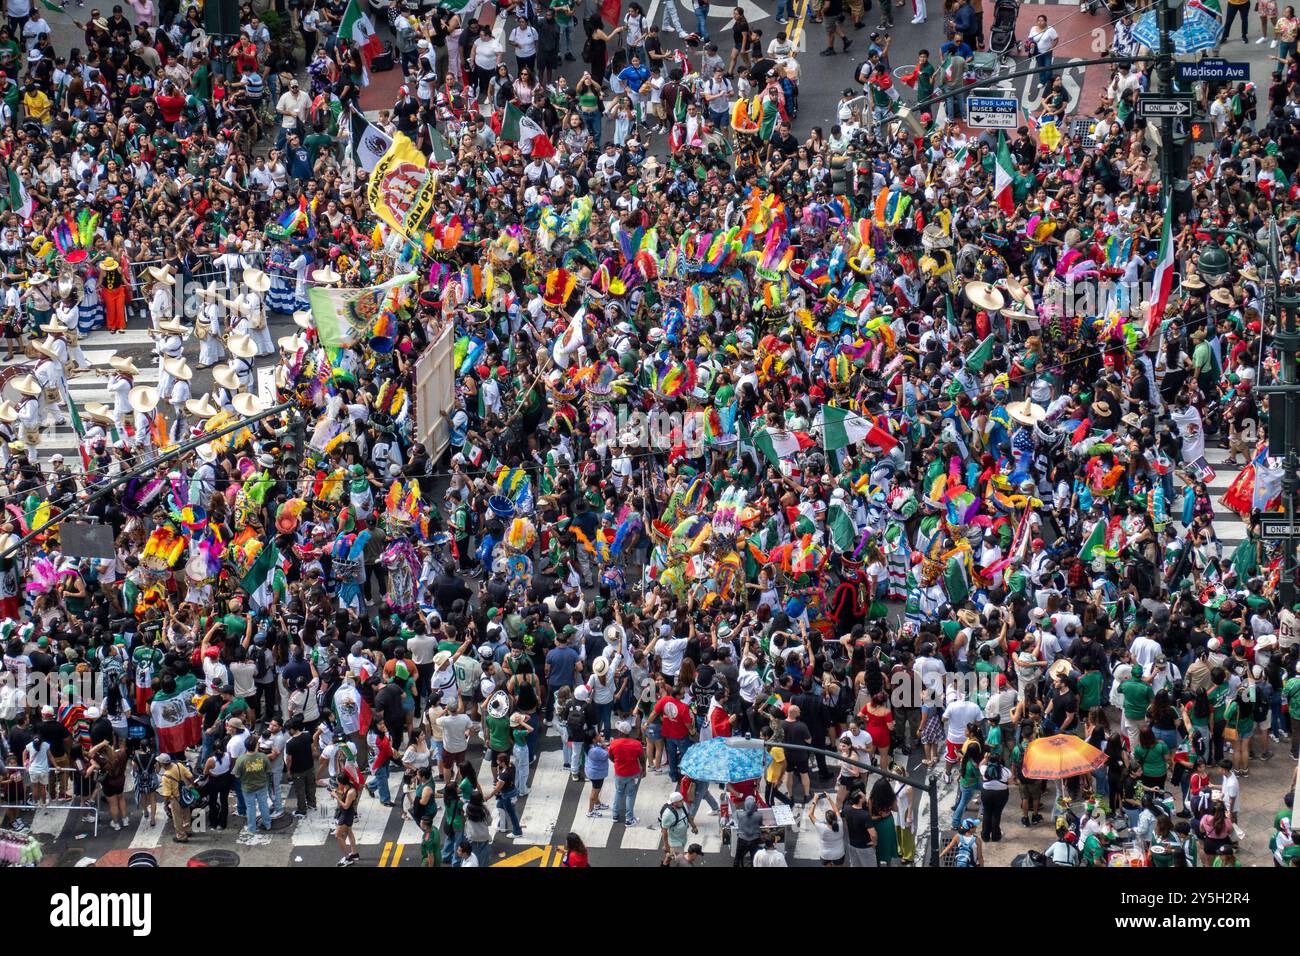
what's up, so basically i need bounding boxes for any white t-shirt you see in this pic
[942,699,983,745]
[509,24,538,57]
[815,818,846,861]
[655,636,690,677]
[334,682,363,735]
[1029,24,1058,54]
[473,36,503,71]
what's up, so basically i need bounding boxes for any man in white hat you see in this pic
[226,334,257,390]
[130,386,160,454]
[146,265,176,330]
[154,319,187,397]
[25,272,54,338]
[13,374,42,446]
[31,342,67,428]
[240,268,275,356]
[164,358,193,442]
[106,355,137,439]
[195,283,228,369]
[210,363,241,413]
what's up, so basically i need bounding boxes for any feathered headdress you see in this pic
[51,209,101,264]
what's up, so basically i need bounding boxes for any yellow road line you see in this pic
[378,841,393,867]
[389,843,405,867]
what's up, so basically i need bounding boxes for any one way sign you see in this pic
[1137,95,1193,119]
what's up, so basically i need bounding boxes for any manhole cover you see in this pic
[189,849,241,867]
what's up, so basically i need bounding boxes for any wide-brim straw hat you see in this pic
[232,392,265,418]
[965,281,1006,312]
[999,276,1029,302]
[212,365,240,390]
[27,271,52,285]
[40,318,71,335]
[83,401,114,425]
[148,266,176,285]
[163,357,193,381]
[157,319,188,335]
[293,310,314,329]
[12,374,40,397]
[228,334,257,359]
[243,268,272,293]
[1181,274,1207,291]
[0,400,17,424]
[31,340,60,361]
[185,396,219,418]
[128,385,159,413]
[278,334,305,354]
[1007,399,1046,427]
[108,355,139,376]
[313,266,341,285]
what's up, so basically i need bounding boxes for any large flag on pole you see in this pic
[366,131,438,236]
[348,108,391,172]
[1,169,32,218]
[308,273,419,349]
[339,0,382,83]
[994,132,1016,215]
[1146,193,1175,337]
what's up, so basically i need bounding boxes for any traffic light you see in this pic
[1190,121,1208,142]
[281,414,305,485]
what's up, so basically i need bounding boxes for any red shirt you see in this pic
[607,737,644,778]
[155,93,185,123]
[562,849,589,867]
[708,705,732,739]
[652,695,691,739]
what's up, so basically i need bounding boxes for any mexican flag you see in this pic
[338,0,382,81]
[150,675,202,753]
[994,131,1016,215]
[498,103,555,158]
[430,126,455,164]
[239,541,280,595]
[66,391,89,470]
[348,108,391,172]
[816,404,898,453]
[2,169,31,219]
[1079,519,1107,561]
[752,427,815,468]
[964,333,996,373]
[827,499,858,553]
[1146,193,1174,337]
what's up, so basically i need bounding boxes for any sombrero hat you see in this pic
[999,276,1029,302]
[147,266,176,285]
[312,265,341,285]
[40,318,71,335]
[277,334,305,354]
[1007,399,1046,427]
[212,364,240,390]
[27,271,51,285]
[184,395,219,418]
[292,310,314,329]
[98,258,119,272]
[108,355,139,376]
[1181,274,1206,291]
[11,374,40,397]
[31,340,60,361]
[242,268,272,293]
[157,319,188,335]
[163,357,193,381]
[0,401,17,424]
[195,282,222,301]
[1210,288,1235,307]
[227,334,257,359]
[232,392,265,418]
[82,402,114,425]
[965,281,1006,312]
[128,385,159,413]
[1004,307,1040,323]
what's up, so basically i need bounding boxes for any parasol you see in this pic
[1020,735,1107,780]
[1132,5,1223,54]
[678,736,771,784]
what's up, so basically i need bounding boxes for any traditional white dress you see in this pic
[155,332,184,397]
[242,290,275,356]
[167,377,191,441]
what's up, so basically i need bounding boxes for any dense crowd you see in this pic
[0,0,1294,870]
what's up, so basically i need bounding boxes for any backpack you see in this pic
[659,802,686,831]
[566,701,587,736]
[953,833,977,867]
[1253,685,1271,722]
[983,758,1004,783]
[254,648,270,681]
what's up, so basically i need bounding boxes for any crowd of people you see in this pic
[0,0,1294,870]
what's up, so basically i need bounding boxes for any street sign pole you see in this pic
[1155,0,1182,206]
[1259,286,1300,607]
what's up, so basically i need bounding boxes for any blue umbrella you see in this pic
[1132,5,1223,55]
[678,737,771,784]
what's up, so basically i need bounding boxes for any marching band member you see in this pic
[194,283,228,368]
[227,334,258,390]
[163,358,193,442]
[211,364,241,413]
[105,355,138,440]
[146,265,177,330]
[154,318,187,397]
[31,341,67,427]
[241,268,276,357]
[13,374,43,447]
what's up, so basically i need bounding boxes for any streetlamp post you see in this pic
[1197,231,1300,606]
[726,736,942,866]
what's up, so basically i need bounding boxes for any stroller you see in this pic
[988,0,1020,64]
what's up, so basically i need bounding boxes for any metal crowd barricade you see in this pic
[0,764,99,837]
[121,250,271,318]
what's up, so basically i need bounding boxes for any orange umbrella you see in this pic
[1021,735,1107,780]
